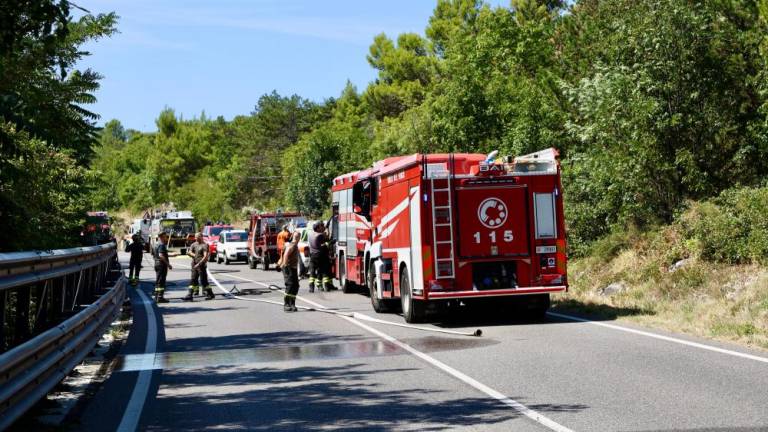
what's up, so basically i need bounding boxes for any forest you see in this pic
[3,0,768,262]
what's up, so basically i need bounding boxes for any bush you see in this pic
[680,187,768,264]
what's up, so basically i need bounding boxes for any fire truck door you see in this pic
[457,185,530,258]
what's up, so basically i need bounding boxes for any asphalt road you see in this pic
[73,252,768,431]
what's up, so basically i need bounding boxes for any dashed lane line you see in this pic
[206,269,575,432]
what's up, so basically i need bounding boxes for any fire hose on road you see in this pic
[200,267,483,338]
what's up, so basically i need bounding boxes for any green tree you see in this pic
[560,0,766,244]
[0,1,116,250]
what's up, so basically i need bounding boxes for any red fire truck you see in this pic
[331,148,567,323]
[247,211,307,270]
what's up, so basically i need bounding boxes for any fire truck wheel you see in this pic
[248,255,257,269]
[400,271,426,323]
[525,294,551,320]
[262,254,270,271]
[209,253,215,262]
[339,255,354,293]
[368,262,392,313]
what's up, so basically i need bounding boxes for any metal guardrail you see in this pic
[0,243,124,430]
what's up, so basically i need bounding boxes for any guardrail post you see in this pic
[0,291,6,353]
[51,276,62,326]
[14,288,30,346]
[33,281,50,334]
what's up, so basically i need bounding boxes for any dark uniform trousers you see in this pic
[155,264,168,292]
[309,252,332,290]
[190,264,209,291]
[282,266,299,305]
[129,258,142,280]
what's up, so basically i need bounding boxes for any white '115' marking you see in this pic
[474,230,513,244]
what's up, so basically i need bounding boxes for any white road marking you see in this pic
[547,312,768,365]
[199,264,768,365]
[208,270,573,432]
[117,288,158,432]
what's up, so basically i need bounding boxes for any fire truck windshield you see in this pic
[160,219,195,235]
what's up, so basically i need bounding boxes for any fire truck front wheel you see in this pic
[339,254,355,294]
[368,261,396,313]
[262,254,270,271]
[400,271,426,323]
[524,294,551,320]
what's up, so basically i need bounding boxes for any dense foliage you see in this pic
[97,0,768,260]
[8,0,768,260]
[0,1,116,250]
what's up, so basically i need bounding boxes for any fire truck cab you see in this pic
[149,210,196,255]
[331,149,567,323]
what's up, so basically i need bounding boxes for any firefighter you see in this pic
[278,231,301,312]
[153,232,172,303]
[275,225,291,270]
[308,221,333,292]
[125,234,144,285]
[185,232,214,301]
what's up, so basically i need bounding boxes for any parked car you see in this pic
[216,230,249,265]
[202,223,233,262]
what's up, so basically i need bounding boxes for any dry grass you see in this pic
[556,229,768,351]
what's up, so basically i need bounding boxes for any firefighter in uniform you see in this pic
[185,233,214,301]
[278,231,301,312]
[308,221,333,292]
[153,232,172,303]
[126,234,144,285]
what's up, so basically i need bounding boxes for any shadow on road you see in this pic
[144,362,588,431]
[346,290,654,329]
[551,299,655,320]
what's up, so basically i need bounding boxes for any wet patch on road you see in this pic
[400,336,499,352]
[115,339,404,371]
[114,335,495,372]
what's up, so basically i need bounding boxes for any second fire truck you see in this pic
[330,149,568,323]
[247,211,307,270]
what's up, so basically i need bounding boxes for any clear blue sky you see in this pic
[77,1,504,132]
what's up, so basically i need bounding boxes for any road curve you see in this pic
[72,253,768,431]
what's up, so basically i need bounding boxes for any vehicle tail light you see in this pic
[541,274,563,285]
[429,280,444,291]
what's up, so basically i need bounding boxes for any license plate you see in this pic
[536,246,557,254]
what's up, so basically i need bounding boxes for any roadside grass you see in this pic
[555,224,768,351]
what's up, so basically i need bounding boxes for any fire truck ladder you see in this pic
[430,155,455,279]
